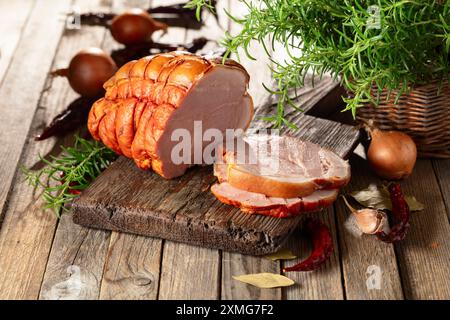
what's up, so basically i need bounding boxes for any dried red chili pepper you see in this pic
[283,218,334,272]
[79,12,114,27]
[376,183,410,243]
[58,172,82,195]
[111,37,209,67]
[35,97,96,141]
[76,1,218,29]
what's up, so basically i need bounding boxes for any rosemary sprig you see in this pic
[184,0,216,21]
[189,0,450,126]
[22,135,117,217]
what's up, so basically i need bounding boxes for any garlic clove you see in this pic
[354,209,389,235]
[344,214,364,238]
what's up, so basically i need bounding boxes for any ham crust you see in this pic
[211,182,339,218]
[88,51,254,179]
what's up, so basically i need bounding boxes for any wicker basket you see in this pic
[357,79,450,158]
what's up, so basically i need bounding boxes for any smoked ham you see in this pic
[88,51,253,179]
[211,183,339,218]
[214,135,350,198]
[211,135,349,217]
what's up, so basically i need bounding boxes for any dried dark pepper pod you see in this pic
[76,1,218,29]
[111,37,210,67]
[35,97,96,141]
[283,218,334,272]
[376,183,410,243]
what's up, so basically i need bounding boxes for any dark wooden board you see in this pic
[73,114,359,255]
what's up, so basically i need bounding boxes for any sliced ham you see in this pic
[214,134,350,198]
[88,51,253,179]
[211,182,339,218]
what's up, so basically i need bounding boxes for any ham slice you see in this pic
[88,51,253,178]
[211,182,339,218]
[214,134,350,198]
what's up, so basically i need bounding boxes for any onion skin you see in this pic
[110,9,167,46]
[367,129,417,180]
[62,48,117,98]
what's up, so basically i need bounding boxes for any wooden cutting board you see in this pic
[72,110,360,255]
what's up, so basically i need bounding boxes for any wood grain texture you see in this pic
[155,0,225,301]
[159,243,220,299]
[0,0,35,86]
[0,0,72,299]
[96,0,161,301]
[335,154,404,300]
[395,160,450,300]
[220,0,282,299]
[39,213,110,300]
[0,0,70,223]
[433,159,450,221]
[35,0,114,300]
[100,232,162,300]
[282,209,345,300]
[221,252,281,299]
[221,1,347,300]
[40,0,153,301]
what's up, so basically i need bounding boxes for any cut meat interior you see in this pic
[211,182,339,218]
[214,134,350,198]
[153,63,253,178]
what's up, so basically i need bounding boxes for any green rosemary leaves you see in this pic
[22,136,117,217]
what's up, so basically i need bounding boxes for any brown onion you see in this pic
[110,8,167,46]
[367,127,417,180]
[51,48,117,98]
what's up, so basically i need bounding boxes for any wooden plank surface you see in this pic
[71,0,359,299]
[0,0,70,222]
[220,0,351,300]
[0,0,35,86]
[39,0,153,301]
[282,209,345,300]
[0,0,72,299]
[220,0,282,300]
[433,160,450,221]
[39,213,111,300]
[37,0,113,300]
[395,160,450,299]
[96,0,157,301]
[156,0,223,300]
[99,232,162,300]
[1,0,449,301]
[222,252,281,299]
[334,154,404,300]
[159,244,220,299]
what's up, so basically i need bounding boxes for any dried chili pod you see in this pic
[78,12,114,27]
[35,97,96,141]
[376,183,410,243]
[111,37,210,67]
[148,1,219,28]
[283,218,334,272]
[77,1,218,29]
[58,172,82,195]
[59,172,81,195]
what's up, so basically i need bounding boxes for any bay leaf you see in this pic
[265,248,297,261]
[350,183,424,211]
[405,195,424,211]
[232,273,295,289]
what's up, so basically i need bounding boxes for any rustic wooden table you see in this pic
[0,0,449,300]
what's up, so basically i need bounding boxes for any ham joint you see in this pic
[88,51,253,179]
